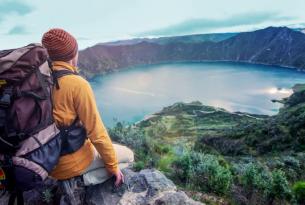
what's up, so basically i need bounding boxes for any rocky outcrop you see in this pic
[86,168,203,205]
[0,168,203,205]
[78,27,305,78]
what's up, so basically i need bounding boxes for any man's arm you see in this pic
[73,77,118,174]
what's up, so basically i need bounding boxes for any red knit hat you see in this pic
[42,28,78,61]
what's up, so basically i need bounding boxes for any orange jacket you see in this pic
[50,61,118,180]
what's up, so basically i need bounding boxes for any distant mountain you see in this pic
[79,27,305,78]
[100,32,238,46]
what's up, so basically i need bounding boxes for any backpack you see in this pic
[0,44,86,204]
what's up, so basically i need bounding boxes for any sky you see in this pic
[0,0,305,50]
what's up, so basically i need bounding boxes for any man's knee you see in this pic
[113,144,134,164]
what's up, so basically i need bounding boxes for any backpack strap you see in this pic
[52,69,79,90]
[8,190,23,205]
[51,69,86,155]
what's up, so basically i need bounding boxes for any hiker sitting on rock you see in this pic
[41,28,134,204]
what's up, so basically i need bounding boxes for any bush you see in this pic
[293,181,305,204]
[240,163,272,196]
[133,161,145,172]
[109,122,147,150]
[110,122,160,168]
[154,143,172,155]
[240,164,292,203]
[109,122,174,169]
[157,154,175,173]
[269,170,292,201]
[173,151,233,195]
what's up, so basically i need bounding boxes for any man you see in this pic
[41,28,134,204]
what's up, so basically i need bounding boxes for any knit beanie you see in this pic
[42,28,78,61]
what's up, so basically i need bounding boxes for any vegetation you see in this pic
[172,151,233,195]
[293,181,305,204]
[232,163,291,204]
[108,84,305,205]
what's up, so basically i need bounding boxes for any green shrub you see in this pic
[240,163,272,196]
[269,170,292,201]
[283,156,300,168]
[293,181,305,204]
[154,143,172,155]
[109,122,147,150]
[171,151,193,184]
[157,154,175,173]
[240,164,292,203]
[133,161,145,172]
[109,122,153,164]
[173,151,232,195]
[109,122,174,170]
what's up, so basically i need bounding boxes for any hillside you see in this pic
[109,84,305,204]
[79,27,305,78]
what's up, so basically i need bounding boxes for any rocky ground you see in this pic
[0,168,203,205]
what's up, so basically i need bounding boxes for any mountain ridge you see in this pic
[99,32,238,46]
[79,27,305,78]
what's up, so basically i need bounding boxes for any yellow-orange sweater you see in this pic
[51,61,118,180]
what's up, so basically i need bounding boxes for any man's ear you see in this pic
[72,52,79,67]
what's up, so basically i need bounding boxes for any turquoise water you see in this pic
[90,62,305,127]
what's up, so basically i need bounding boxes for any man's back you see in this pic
[51,61,96,179]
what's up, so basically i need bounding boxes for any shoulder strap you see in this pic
[52,69,79,90]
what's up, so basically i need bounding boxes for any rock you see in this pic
[87,168,203,205]
[149,191,203,205]
[0,168,203,205]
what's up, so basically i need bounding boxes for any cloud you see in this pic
[0,0,33,23]
[139,11,296,37]
[7,25,28,35]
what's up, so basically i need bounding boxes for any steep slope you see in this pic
[79,27,305,78]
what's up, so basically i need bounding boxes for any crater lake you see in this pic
[89,62,305,126]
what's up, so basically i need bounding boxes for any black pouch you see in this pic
[60,119,87,156]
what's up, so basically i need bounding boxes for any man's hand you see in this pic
[114,169,124,187]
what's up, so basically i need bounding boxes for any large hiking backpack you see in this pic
[0,44,62,201]
[0,43,87,204]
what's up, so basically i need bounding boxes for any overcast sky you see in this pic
[0,0,304,49]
